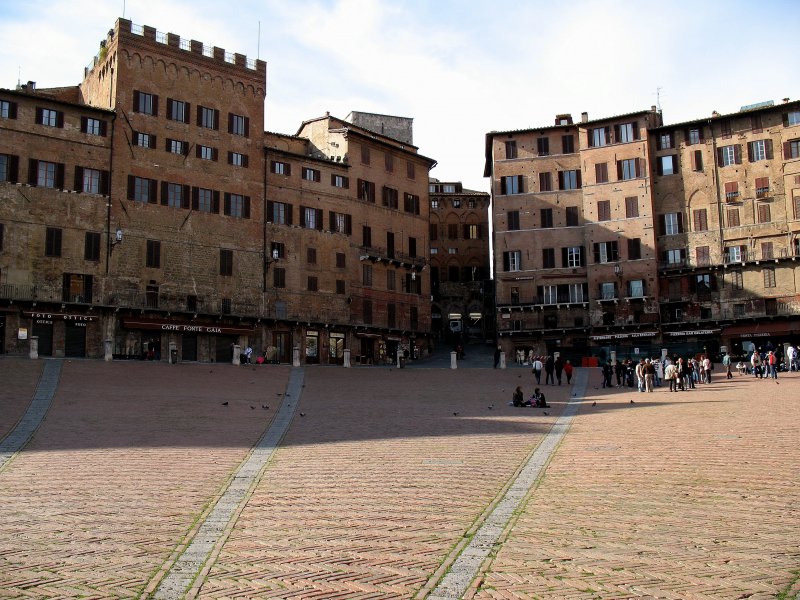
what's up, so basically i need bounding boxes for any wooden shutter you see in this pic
[212,190,220,213]
[593,242,600,263]
[127,174,135,200]
[616,160,623,180]
[74,166,84,192]
[243,196,250,219]
[35,107,43,124]
[716,147,723,166]
[28,159,38,185]
[658,214,666,235]
[191,187,199,210]
[765,139,773,160]
[500,177,507,195]
[133,90,140,112]
[227,112,234,134]
[167,98,173,119]
[558,171,564,190]
[286,203,293,225]
[734,145,742,164]
[656,157,663,176]
[80,116,88,133]
[503,252,510,272]
[561,247,568,267]
[213,109,219,130]
[676,212,683,233]
[266,200,274,223]
[148,179,157,204]
[7,155,18,183]
[99,171,109,195]
[152,95,159,116]
[244,117,250,137]
[7,101,17,119]
[747,142,754,162]
[316,208,323,230]
[184,103,191,124]
[632,121,640,140]
[196,105,203,126]
[224,192,231,215]
[160,182,169,205]
[212,148,218,161]
[55,163,64,189]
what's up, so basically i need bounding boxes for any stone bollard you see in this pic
[233,344,241,366]
[292,346,300,367]
[104,338,113,362]
[343,348,351,368]
[29,336,39,360]
[397,349,404,368]
[168,341,177,364]
[500,351,507,369]
[450,351,457,369]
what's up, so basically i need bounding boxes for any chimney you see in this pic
[581,112,588,123]
[27,81,36,91]
[651,105,657,112]
[554,113,573,125]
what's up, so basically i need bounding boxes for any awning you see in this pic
[665,329,721,337]
[590,331,658,341]
[723,321,800,338]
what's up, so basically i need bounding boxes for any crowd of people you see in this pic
[600,354,718,393]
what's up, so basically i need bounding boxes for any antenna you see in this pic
[122,0,126,19]
[257,21,261,60]
[655,86,663,112]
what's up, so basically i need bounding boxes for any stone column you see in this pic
[233,344,241,366]
[169,341,177,364]
[343,348,351,368]
[104,339,113,362]
[450,351,457,369]
[499,351,507,369]
[29,336,39,360]
[292,346,300,367]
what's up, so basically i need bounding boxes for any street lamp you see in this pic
[110,227,123,253]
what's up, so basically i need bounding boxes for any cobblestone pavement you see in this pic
[0,357,798,599]
[0,358,43,440]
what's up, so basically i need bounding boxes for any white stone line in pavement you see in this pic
[151,367,305,600]
[0,359,62,473]
[427,369,589,600]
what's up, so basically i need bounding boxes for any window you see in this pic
[727,208,740,227]
[562,134,575,154]
[720,120,732,138]
[336,280,345,294]
[307,276,318,292]
[384,152,394,172]
[37,107,63,127]
[193,187,217,213]
[687,127,703,145]
[593,241,619,263]
[539,172,552,192]
[197,145,217,161]
[362,300,373,325]
[404,193,420,215]
[81,117,104,136]
[755,177,770,198]
[84,232,100,261]
[757,203,771,224]
[660,212,684,235]
[696,246,710,266]
[595,162,609,184]
[731,270,743,290]
[443,184,456,193]
[271,242,286,259]
[748,139,772,162]
[357,179,375,202]
[382,186,399,208]
[727,246,744,263]
[224,193,249,218]
[80,168,102,194]
[0,154,18,183]
[503,250,522,272]
[785,139,800,159]
[362,225,372,247]
[362,264,373,286]
[1,100,17,119]
[335,252,346,268]
[228,152,248,167]
[724,181,739,200]
[590,127,609,147]
[271,161,290,175]
[360,144,370,165]
[600,282,616,300]
[784,111,800,126]
[219,249,233,276]
[540,208,554,228]
[665,249,686,265]
[447,223,459,239]
[273,267,286,288]
[537,137,549,156]
[452,198,461,208]
[146,240,161,268]
[407,161,416,179]
[505,140,517,159]
[302,206,322,229]
[597,200,611,221]
[542,285,557,304]
[617,122,636,143]
[628,280,644,298]
[761,242,773,260]
[163,183,187,208]
[387,269,397,291]
[507,210,520,230]
[568,284,585,303]
[558,170,581,190]
[36,160,58,188]
[500,175,524,194]
[656,155,677,176]
[763,267,776,288]
[228,113,248,136]
[430,198,439,210]
[167,98,188,123]
[566,206,579,226]
[542,248,555,269]
[198,105,218,129]
[693,208,708,232]
[331,174,348,188]
[625,197,639,218]
[330,211,351,234]
[618,158,639,180]
[167,139,188,155]
[627,238,641,260]
[134,91,157,115]
[691,150,704,171]
[302,167,321,182]
[658,132,674,150]
[565,246,583,267]
[448,248,458,254]
[718,144,741,166]
[464,224,480,240]
[45,227,62,257]
[128,175,156,203]
[134,132,155,148]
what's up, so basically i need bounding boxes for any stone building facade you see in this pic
[427,180,491,342]
[0,18,435,363]
[487,101,800,362]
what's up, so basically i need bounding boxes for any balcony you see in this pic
[359,245,425,269]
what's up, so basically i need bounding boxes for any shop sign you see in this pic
[666,329,720,337]
[22,311,98,322]
[18,327,28,340]
[123,318,254,336]
[590,331,658,341]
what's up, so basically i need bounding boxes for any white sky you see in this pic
[1,0,798,192]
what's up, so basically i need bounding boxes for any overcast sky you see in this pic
[1,0,798,192]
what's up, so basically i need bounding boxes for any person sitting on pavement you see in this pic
[511,386,531,407]
[532,388,549,408]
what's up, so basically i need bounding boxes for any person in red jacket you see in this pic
[564,360,574,384]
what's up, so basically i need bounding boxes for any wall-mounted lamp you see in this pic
[614,263,622,276]
[266,247,280,268]
[110,227,123,253]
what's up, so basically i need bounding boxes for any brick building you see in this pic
[0,18,435,363]
[427,179,491,342]
[487,100,800,362]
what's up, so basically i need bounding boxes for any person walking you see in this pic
[722,351,732,379]
[644,359,655,392]
[544,355,555,385]
[703,355,712,383]
[532,356,543,384]
[664,361,678,392]
[767,350,778,379]
[554,355,564,385]
[564,360,574,385]
[635,359,645,393]
[494,345,502,369]
[614,359,623,386]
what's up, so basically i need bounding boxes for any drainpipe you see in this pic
[105,111,117,275]
[709,119,725,264]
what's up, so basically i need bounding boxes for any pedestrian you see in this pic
[602,362,614,388]
[722,352,732,379]
[676,357,686,391]
[494,345,501,369]
[654,357,663,387]
[554,355,564,385]
[635,359,645,393]
[564,360,573,384]
[243,345,253,365]
[614,359,623,386]
[664,361,678,392]
[787,344,797,371]
[767,350,778,379]
[532,356,543,384]
[703,355,712,383]
[751,351,762,378]
[544,355,555,385]
[644,358,655,392]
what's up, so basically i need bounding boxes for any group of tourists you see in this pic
[528,354,573,385]
[600,355,716,393]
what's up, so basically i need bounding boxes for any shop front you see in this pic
[722,321,800,359]
[662,329,722,359]
[22,311,100,358]
[590,331,660,363]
